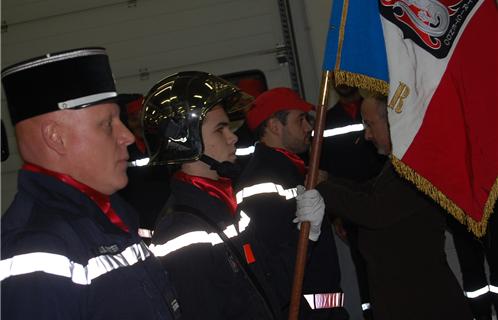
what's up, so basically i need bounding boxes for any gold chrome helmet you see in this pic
[142,71,253,165]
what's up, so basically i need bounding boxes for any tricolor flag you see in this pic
[324,0,498,237]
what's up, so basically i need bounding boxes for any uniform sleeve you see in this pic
[151,213,222,319]
[316,164,419,229]
[1,233,85,320]
[2,273,84,320]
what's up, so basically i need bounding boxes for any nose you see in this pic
[118,120,135,146]
[364,129,373,141]
[227,129,238,145]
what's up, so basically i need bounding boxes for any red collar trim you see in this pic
[339,99,361,120]
[174,171,237,215]
[23,163,129,232]
[272,147,306,176]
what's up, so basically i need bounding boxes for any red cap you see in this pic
[246,87,313,131]
[237,78,267,98]
[126,95,144,115]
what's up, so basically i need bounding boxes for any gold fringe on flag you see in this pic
[333,70,389,97]
[391,156,498,238]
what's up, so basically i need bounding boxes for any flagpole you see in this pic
[288,70,334,320]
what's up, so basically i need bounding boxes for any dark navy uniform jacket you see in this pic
[1,169,181,320]
[236,144,349,320]
[150,177,280,320]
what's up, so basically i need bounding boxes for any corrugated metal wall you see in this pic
[1,0,312,210]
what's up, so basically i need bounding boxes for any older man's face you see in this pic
[64,103,134,194]
[361,98,391,155]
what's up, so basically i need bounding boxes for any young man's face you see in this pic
[361,98,392,155]
[202,105,238,164]
[64,103,135,194]
[281,109,313,154]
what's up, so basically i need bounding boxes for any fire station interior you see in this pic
[1,1,495,319]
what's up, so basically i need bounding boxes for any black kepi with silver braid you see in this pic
[1,47,132,125]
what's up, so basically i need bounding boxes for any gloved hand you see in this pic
[293,185,325,241]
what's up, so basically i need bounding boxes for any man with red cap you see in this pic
[236,87,349,319]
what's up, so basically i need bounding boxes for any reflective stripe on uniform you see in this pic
[361,302,371,311]
[236,182,298,204]
[304,292,344,309]
[138,228,154,239]
[236,146,255,156]
[129,157,150,167]
[464,285,489,298]
[0,241,151,285]
[311,123,364,138]
[490,285,498,294]
[149,211,251,258]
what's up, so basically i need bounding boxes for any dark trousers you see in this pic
[448,208,498,317]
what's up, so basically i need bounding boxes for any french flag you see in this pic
[323,0,498,236]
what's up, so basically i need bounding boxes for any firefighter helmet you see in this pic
[142,71,253,165]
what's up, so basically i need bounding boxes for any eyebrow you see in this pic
[215,121,229,129]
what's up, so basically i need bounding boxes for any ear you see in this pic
[266,117,283,136]
[41,120,67,155]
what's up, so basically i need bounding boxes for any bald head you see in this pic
[15,103,135,194]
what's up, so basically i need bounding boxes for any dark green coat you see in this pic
[317,162,473,320]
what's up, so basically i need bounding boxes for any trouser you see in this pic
[448,208,498,317]
[343,221,372,315]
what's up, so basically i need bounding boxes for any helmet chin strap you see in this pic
[199,154,241,180]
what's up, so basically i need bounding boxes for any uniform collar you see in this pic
[174,171,237,215]
[269,145,306,176]
[22,163,129,232]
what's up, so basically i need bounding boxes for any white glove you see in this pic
[293,185,325,241]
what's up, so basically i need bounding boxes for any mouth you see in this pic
[118,157,130,166]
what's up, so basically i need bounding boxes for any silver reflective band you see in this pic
[464,285,489,298]
[303,292,344,309]
[138,228,154,239]
[490,285,498,294]
[1,48,107,78]
[236,146,255,156]
[238,210,250,231]
[57,92,117,109]
[149,211,251,257]
[312,123,364,138]
[129,157,150,167]
[0,242,151,285]
[361,303,371,311]
[236,182,298,204]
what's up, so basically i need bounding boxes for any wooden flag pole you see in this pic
[288,70,334,320]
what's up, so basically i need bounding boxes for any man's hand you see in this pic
[293,185,325,241]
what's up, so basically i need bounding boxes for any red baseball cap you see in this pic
[237,78,267,98]
[246,87,313,131]
[126,95,144,115]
